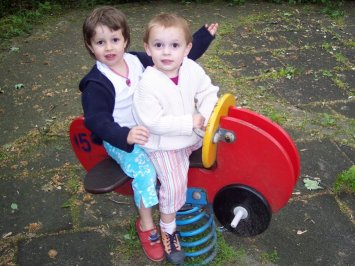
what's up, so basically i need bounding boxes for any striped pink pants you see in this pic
[148,141,201,214]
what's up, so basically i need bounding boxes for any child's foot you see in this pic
[161,230,185,265]
[135,219,164,262]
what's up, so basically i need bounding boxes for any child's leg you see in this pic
[103,142,163,261]
[103,142,159,210]
[149,148,197,264]
[160,212,177,235]
[149,142,201,215]
[149,150,189,214]
[138,200,155,230]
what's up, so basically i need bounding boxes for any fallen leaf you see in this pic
[2,232,12,238]
[303,178,323,190]
[27,222,42,233]
[10,46,19,52]
[20,161,28,167]
[10,203,18,210]
[15,83,24,89]
[48,249,58,259]
[83,194,93,202]
[297,230,308,235]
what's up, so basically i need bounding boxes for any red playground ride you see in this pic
[70,94,300,237]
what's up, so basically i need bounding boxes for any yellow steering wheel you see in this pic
[202,94,236,168]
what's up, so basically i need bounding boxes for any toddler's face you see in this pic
[89,24,127,68]
[144,25,192,77]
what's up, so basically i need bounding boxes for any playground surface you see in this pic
[0,1,354,265]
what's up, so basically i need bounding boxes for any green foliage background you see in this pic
[0,0,138,18]
[0,0,345,18]
[0,0,346,44]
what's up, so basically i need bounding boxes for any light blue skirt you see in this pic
[103,141,158,208]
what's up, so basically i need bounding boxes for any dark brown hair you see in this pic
[83,6,130,58]
[143,13,192,45]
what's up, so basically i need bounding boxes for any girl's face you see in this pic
[144,25,192,78]
[89,24,127,68]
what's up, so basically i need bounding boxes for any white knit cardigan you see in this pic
[133,57,219,152]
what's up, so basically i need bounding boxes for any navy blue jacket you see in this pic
[79,26,214,152]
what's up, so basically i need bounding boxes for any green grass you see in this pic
[0,147,9,164]
[212,230,246,265]
[0,2,60,43]
[321,42,333,52]
[263,107,287,124]
[60,172,82,228]
[343,39,355,48]
[275,67,299,80]
[258,66,299,81]
[321,70,333,78]
[177,209,246,265]
[321,1,345,20]
[334,52,349,65]
[333,77,349,90]
[115,218,140,261]
[260,249,279,264]
[319,113,337,127]
[334,166,355,194]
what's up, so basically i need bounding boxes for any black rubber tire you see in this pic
[213,185,272,236]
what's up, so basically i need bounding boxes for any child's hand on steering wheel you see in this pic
[193,114,205,129]
[127,126,150,145]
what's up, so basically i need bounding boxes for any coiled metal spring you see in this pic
[177,188,217,265]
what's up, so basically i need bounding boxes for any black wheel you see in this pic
[213,185,271,236]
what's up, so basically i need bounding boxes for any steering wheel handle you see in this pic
[202,94,236,168]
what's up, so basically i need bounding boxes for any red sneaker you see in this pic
[135,219,164,262]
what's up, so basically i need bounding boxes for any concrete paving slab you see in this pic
[78,192,135,228]
[235,194,355,266]
[0,13,86,146]
[342,23,355,37]
[233,31,290,51]
[336,69,355,91]
[23,139,78,172]
[330,99,355,119]
[337,47,355,68]
[281,29,335,47]
[222,52,283,77]
[273,47,342,72]
[337,193,355,219]
[0,178,72,236]
[252,20,299,33]
[296,139,354,191]
[17,231,115,265]
[270,74,349,105]
[299,103,334,116]
[335,143,355,164]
